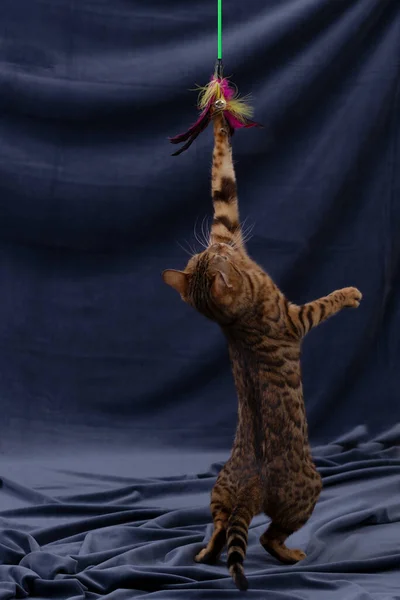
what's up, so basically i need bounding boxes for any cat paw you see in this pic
[341,287,362,308]
[195,548,214,564]
[261,538,307,564]
[287,549,306,562]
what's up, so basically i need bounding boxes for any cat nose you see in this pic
[212,254,228,265]
[212,243,229,253]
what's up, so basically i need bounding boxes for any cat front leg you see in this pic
[288,287,362,336]
[209,114,244,249]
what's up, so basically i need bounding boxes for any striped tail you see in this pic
[210,113,243,248]
[226,505,251,591]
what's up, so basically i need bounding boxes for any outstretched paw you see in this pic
[341,287,362,308]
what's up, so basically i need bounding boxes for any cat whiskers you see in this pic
[230,218,255,249]
[241,221,255,245]
[176,240,197,257]
[193,217,207,250]
[201,215,211,247]
[177,215,210,258]
[193,215,210,250]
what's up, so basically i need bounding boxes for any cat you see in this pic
[162,112,362,591]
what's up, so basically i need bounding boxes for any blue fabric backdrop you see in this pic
[0,0,399,598]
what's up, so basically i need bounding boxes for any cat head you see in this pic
[162,242,255,323]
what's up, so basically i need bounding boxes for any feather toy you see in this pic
[169,1,260,156]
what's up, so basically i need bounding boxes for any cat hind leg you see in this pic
[260,520,307,564]
[195,522,227,564]
[195,495,230,564]
[261,477,321,564]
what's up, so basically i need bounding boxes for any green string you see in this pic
[217,0,222,60]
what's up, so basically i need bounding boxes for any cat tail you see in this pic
[226,505,251,591]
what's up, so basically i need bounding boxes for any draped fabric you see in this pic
[0,0,399,598]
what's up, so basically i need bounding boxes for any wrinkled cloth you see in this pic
[0,433,400,598]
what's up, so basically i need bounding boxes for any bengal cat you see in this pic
[162,112,362,591]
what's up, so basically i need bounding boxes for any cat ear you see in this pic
[211,270,232,299]
[162,270,188,295]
